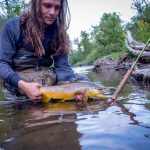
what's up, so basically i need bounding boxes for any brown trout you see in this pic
[40,81,109,103]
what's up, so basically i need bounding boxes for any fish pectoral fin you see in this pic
[41,95,52,103]
[74,92,88,103]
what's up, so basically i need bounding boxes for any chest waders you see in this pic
[2,67,56,101]
[2,49,56,101]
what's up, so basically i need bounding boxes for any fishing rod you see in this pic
[111,37,150,101]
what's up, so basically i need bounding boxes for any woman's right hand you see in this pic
[18,80,43,101]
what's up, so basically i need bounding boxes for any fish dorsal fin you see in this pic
[56,80,80,85]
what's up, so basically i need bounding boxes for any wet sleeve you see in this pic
[53,53,76,82]
[0,19,21,87]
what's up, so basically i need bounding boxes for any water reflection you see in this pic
[0,67,150,150]
[0,98,142,150]
[0,103,81,150]
[114,101,139,125]
[0,99,114,150]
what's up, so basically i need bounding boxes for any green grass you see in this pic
[107,51,127,60]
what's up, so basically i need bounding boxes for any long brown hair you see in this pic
[20,0,71,56]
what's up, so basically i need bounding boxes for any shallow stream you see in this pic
[0,66,150,150]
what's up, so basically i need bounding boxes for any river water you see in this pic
[0,66,150,150]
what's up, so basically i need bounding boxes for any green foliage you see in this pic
[127,0,150,43]
[76,47,105,66]
[70,31,95,65]
[70,43,99,66]
[107,51,127,60]
[136,21,150,43]
[131,0,150,23]
[70,49,84,65]
[93,13,125,53]
[70,1,150,66]
[0,0,27,28]
[80,31,91,54]
[71,12,126,66]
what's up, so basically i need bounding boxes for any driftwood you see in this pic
[125,30,150,62]
[125,30,150,83]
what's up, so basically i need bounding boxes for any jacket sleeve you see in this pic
[0,18,21,87]
[53,52,76,82]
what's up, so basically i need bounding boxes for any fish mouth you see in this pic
[97,91,113,99]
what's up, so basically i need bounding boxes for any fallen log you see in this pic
[125,30,150,51]
[125,30,150,63]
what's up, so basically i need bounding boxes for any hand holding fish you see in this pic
[18,80,43,100]
[74,94,85,101]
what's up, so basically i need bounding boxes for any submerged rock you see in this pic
[132,65,150,83]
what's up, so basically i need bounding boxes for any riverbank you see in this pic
[92,56,150,84]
